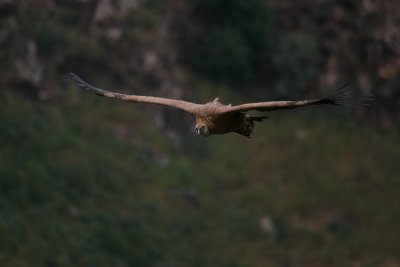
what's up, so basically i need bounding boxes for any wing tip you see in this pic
[69,72,109,97]
[322,82,374,106]
[70,73,81,83]
[70,73,91,88]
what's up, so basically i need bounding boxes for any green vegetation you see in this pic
[1,89,399,266]
[182,0,274,86]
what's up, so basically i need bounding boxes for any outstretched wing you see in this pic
[70,73,201,114]
[217,83,371,114]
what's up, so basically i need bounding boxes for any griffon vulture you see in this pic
[70,73,370,138]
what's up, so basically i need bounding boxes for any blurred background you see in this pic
[1,0,399,266]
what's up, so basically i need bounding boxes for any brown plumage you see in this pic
[70,73,370,138]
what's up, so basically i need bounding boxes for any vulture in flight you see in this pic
[70,73,370,138]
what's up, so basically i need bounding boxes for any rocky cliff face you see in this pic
[274,0,400,128]
[1,0,399,127]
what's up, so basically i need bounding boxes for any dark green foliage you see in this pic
[0,92,166,266]
[35,26,57,55]
[179,0,321,97]
[193,27,252,85]
[182,0,274,86]
[271,34,320,98]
